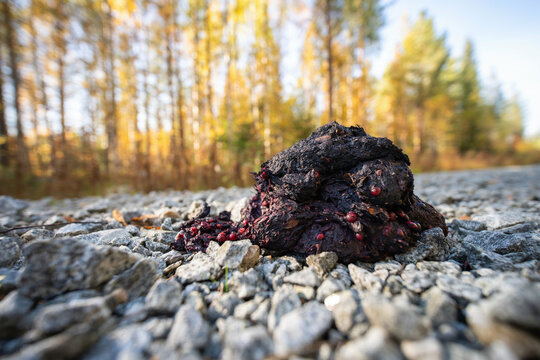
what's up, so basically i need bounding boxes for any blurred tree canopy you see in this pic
[0,0,535,198]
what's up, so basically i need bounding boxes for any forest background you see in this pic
[1,0,539,199]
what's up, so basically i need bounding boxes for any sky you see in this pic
[370,0,540,137]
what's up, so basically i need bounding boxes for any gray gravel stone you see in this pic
[462,243,515,271]
[0,237,21,268]
[463,231,540,257]
[336,327,402,360]
[82,325,151,360]
[18,238,139,299]
[363,294,430,340]
[145,240,170,253]
[436,274,482,303]
[21,228,54,242]
[394,227,452,263]
[306,252,338,277]
[8,321,112,360]
[349,264,383,292]
[250,298,270,324]
[167,304,210,350]
[283,267,321,288]
[293,285,315,300]
[144,230,177,245]
[161,217,173,230]
[183,200,208,220]
[466,284,540,359]
[55,223,93,237]
[374,260,402,275]
[471,211,536,230]
[324,290,363,333]
[33,294,114,337]
[215,240,253,269]
[238,245,260,271]
[104,258,159,300]
[160,250,184,265]
[401,337,444,360]
[416,261,461,276]
[0,196,28,214]
[143,317,173,340]
[228,268,268,299]
[450,219,487,232]
[275,256,302,272]
[422,286,458,326]
[175,252,224,284]
[268,285,302,331]
[222,325,273,360]
[145,279,183,315]
[208,292,241,321]
[273,301,333,357]
[328,264,352,287]
[206,241,221,258]
[233,297,262,320]
[94,229,133,247]
[316,276,347,302]
[0,268,19,295]
[0,291,34,338]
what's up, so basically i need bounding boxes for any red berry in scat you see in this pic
[261,171,269,179]
[407,221,419,230]
[190,227,197,234]
[208,219,214,223]
[370,186,381,196]
[228,233,238,241]
[262,200,269,207]
[316,233,325,241]
[242,219,249,227]
[397,229,405,237]
[239,227,246,234]
[175,233,184,241]
[217,224,222,229]
[314,171,320,178]
[217,232,227,242]
[346,212,358,223]
[376,169,382,176]
[355,233,363,241]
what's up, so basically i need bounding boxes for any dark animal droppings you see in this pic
[172,122,447,263]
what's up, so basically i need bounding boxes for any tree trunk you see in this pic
[30,0,54,174]
[205,0,217,188]
[325,0,334,122]
[262,0,271,160]
[224,2,234,163]
[142,61,152,190]
[3,0,30,183]
[164,1,178,185]
[172,0,188,189]
[192,0,203,169]
[0,46,9,167]
[54,0,67,181]
[104,2,118,177]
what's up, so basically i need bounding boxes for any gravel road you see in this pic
[1,165,539,359]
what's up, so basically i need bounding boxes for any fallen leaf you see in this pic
[459,215,472,220]
[112,209,127,226]
[131,214,158,226]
